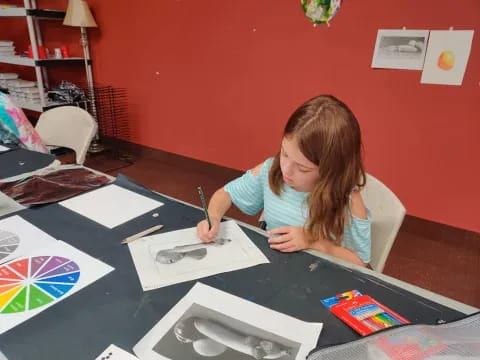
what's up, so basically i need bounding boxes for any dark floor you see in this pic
[78,149,480,308]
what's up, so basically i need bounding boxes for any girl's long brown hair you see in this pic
[269,95,366,244]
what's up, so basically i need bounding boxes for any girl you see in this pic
[197,95,371,266]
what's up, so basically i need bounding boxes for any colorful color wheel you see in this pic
[0,256,80,314]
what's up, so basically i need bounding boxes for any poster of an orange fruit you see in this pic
[421,30,474,85]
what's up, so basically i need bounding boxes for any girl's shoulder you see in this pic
[250,157,275,177]
[264,157,275,168]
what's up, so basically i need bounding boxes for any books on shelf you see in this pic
[0,73,18,80]
[0,76,45,106]
[0,40,15,56]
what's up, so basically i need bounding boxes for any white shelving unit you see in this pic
[0,7,30,17]
[0,1,89,112]
[0,56,87,67]
[0,7,63,18]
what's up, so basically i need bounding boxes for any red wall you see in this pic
[2,1,480,233]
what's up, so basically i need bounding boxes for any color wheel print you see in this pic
[0,256,80,313]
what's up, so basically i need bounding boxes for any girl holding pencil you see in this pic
[197,95,371,267]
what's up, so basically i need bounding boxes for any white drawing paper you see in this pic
[0,145,9,152]
[0,215,57,264]
[95,344,139,360]
[134,282,323,360]
[128,220,269,291]
[371,29,429,70]
[59,184,164,228]
[421,30,474,85]
[0,240,114,335]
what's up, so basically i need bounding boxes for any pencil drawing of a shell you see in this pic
[155,238,231,265]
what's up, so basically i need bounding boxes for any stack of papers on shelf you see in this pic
[6,79,35,88]
[5,79,44,105]
[0,73,19,90]
[0,41,15,57]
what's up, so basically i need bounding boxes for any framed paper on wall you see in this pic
[421,30,474,86]
[371,29,430,70]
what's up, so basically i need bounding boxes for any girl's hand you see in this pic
[196,218,220,243]
[267,226,310,252]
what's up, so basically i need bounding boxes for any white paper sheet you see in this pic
[0,215,57,264]
[371,29,429,70]
[421,30,474,85]
[0,240,114,334]
[0,145,9,152]
[134,282,323,360]
[128,220,269,291]
[95,345,139,360]
[59,184,164,228]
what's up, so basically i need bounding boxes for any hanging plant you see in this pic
[301,0,342,25]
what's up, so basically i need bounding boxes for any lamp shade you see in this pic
[63,0,98,28]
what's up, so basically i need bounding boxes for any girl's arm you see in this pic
[198,162,265,242]
[268,226,368,267]
[208,187,233,222]
[210,162,263,220]
[310,239,367,267]
[269,191,370,266]
[349,190,367,219]
[197,188,232,242]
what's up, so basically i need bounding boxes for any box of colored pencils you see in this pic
[322,291,409,336]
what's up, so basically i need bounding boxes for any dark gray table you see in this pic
[0,148,56,179]
[0,175,471,359]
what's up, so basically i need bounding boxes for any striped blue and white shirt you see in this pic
[224,157,371,263]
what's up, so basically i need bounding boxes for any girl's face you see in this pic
[279,136,320,192]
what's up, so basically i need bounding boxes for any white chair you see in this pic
[35,106,97,165]
[361,174,406,273]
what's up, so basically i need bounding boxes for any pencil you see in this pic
[121,224,164,244]
[197,186,212,230]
